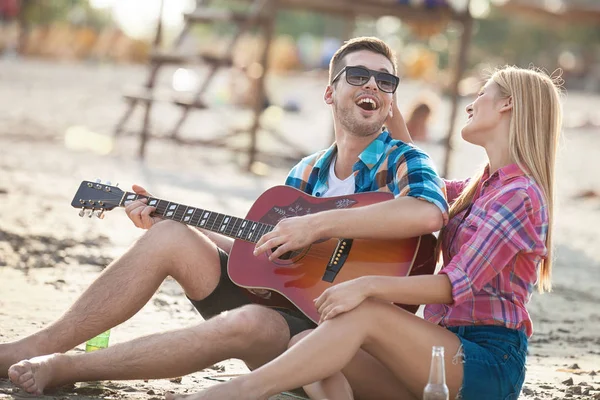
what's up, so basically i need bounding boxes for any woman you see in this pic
[167,66,563,400]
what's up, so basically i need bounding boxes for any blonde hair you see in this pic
[440,66,563,293]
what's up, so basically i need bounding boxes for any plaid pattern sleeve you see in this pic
[392,148,448,225]
[442,188,546,307]
[444,178,470,205]
[425,164,548,336]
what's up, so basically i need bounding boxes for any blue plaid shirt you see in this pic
[285,130,448,223]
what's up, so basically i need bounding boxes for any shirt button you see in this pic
[315,192,321,197]
[503,354,508,360]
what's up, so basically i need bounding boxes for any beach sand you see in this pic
[0,58,599,399]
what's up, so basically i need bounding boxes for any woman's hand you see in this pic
[384,95,399,127]
[254,214,322,261]
[314,277,372,323]
[385,97,413,144]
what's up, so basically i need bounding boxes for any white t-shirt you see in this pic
[321,157,355,197]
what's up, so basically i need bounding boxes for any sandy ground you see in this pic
[0,58,599,399]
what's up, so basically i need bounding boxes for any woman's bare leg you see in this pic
[167,298,463,400]
[343,349,418,400]
[303,372,353,400]
[286,331,353,400]
[290,331,413,400]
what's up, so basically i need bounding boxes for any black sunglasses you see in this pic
[331,66,399,93]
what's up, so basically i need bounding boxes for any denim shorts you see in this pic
[447,325,528,400]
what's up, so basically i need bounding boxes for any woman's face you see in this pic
[461,81,506,146]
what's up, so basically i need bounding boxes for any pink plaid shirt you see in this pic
[424,164,548,337]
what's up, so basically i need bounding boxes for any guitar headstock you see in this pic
[71,180,125,218]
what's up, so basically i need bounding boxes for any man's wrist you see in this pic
[310,212,331,240]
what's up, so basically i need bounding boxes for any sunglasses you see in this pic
[331,66,399,93]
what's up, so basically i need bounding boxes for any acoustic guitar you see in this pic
[72,181,437,323]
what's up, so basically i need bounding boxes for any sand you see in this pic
[0,58,599,399]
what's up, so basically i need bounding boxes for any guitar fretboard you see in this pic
[121,192,274,244]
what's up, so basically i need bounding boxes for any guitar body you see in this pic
[228,186,437,323]
[71,181,437,325]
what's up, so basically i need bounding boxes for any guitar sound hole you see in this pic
[270,247,294,260]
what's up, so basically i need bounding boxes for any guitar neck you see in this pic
[120,192,274,244]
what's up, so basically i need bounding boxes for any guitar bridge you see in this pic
[322,239,353,283]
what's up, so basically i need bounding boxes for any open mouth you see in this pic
[355,97,379,111]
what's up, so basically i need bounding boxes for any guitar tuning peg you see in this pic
[115,183,119,187]
[79,209,85,217]
[88,208,95,218]
[95,210,105,219]
[105,181,111,186]
[95,178,101,183]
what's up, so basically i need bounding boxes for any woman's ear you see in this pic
[324,85,334,105]
[499,96,513,113]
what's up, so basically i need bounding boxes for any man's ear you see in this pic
[499,96,513,113]
[324,85,334,105]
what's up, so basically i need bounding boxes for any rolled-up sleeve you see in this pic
[441,188,546,305]
[394,148,449,225]
[444,178,470,205]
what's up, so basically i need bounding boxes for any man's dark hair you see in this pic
[328,36,398,85]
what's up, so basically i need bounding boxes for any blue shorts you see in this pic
[447,325,528,400]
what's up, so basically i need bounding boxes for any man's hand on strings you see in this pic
[253,214,321,261]
[125,185,162,229]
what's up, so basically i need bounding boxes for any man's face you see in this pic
[327,50,395,138]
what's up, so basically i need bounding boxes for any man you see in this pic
[4,36,448,396]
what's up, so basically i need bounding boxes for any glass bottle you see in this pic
[85,330,111,352]
[423,345,449,400]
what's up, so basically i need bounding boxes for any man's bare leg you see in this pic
[8,304,291,394]
[0,220,225,377]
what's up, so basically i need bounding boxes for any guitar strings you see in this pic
[131,193,409,261]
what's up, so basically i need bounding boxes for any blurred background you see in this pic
[1,5,599,398]
[2,0,599,85]
[0,0,599,176]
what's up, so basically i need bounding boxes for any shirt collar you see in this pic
[483,163,528,183]
[356,130,393,170]
[314,142,337,183]
[315,130,393,182]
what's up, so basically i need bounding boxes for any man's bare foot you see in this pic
[0,342,39,378]
[7,354,59,395]
[164,379,267,400]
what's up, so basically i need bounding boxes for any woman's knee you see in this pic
[347,298,410,334]
[352,298,390,319]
